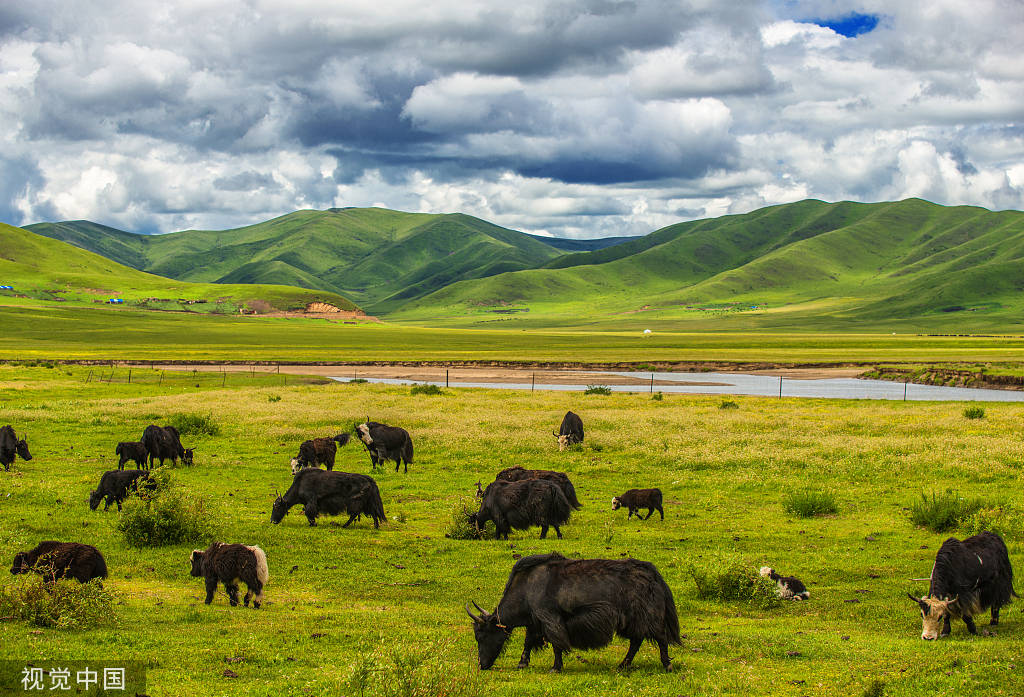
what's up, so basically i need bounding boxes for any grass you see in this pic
[963,406,985,419]
[0,576,117,630]
[410,383,445,396]
[909,492,986,533]
[1,366,1024,696]
[784,490,840,518]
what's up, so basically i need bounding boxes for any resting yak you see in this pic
[1,424,32,471]
[290,434,350,475]
[190,542,269,609]
[10,541,108,583]
[141,425,186,467]
[909,530,1016,640]
[355,421,413,473]
[469,479,572,540]
[495,466,582,510]
[554,411,584,451]
[467,552,680,672]
[271,468,386,528]
[89,469,155,511]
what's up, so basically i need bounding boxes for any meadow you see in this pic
[1,365,1023,696]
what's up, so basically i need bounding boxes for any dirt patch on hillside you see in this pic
[247,310,380,321]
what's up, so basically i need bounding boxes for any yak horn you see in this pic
[465,604,481,622]
[472,601,489,616]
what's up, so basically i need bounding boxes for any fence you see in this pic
[83,365,293,387]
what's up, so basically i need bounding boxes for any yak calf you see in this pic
[115,441,148,469]
[89,469,155,511]
[760,567,810,600]
[612,488,664,521]
[190,542,269,608]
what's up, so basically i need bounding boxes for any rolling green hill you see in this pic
[0,223,359,314]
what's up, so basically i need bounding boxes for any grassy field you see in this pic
[2,366,1022,696]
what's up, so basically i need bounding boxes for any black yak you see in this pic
[1,424,32,471]
[355,421,413,472]
[10,541,108,583]
[271,468,386,528]
[760,566,810,601]
[469,479,572,540]
[89,469,155,511]
[467,552,680,672]
[612,488,664,521]
[141,424,186,467]
[289,434,349,475]
[553,410,584,451]
[190,542,269,608]
[908,530,1016,639]
[495,466,582,510]
[115,441,148,470]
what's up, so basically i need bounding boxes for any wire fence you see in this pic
[82,365,296,387]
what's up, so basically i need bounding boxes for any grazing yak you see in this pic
[612,488,664,521]
[469,479,572,540]
[271,468,386,528]
[909,531,1017,640]
[467,552,680,672]
[89,469,155,511]
[190,542,269,608]
[355,421,413,473]
[10,541,108,583]
[115,441,148,470]
[1,424,32,471]
[141,425,186,467]
[554,411,584,451]
[495,466,582,510]
[289,434,350,475]
[760,566,810,601]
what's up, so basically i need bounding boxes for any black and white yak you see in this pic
[141,424,186,467]
[554,410,584,451]
[908,530,1017,640]
[190,542,269,608]
[760,566,810,601]
[271,468,387,528]
[0,424,32,471]
[612,488,664,521]
[10,541,108,583]
[290,434,350,475]
[354,421,413,473]
[469,479,572,540]
[115,441,148,470]
[89,469,156,511]
[495,466,582,510]
[467,552,680,672]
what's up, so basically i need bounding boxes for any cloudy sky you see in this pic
[1,0,1022,238]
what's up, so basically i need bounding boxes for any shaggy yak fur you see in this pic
[89,469,155,511]
[354,421,413,473]
[10,541,108,583]
[495,466,582,510]
[553,411,584,451]
[612,488,664,521]
[909,530,1017,640]
[115,441,148,470]
[469,479,572,540]
[0,424,32,471]
[290,434,349,475]
[141,424,186,467]
[759,566,810,600]
[467,552,680,672]
[190,542,269,608]
[271,468,386,528]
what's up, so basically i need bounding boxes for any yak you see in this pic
[89,469,155,511]
[760,566,810,601]
[909,530,1017,639]
[355,421,413,473]
[190,542,269,608]
[612,488,664,521]
[271,468,386,528]
[554,411,584,451]
[467,552,680,672]
[495,466,582,510]
[290,434,349,475]
[1,424,32,471]
[469,479,572,540]
[141,425,186,467]
[10,541,108,583]
[115,441,148,470]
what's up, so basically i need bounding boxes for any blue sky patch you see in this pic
[811,12,880,37]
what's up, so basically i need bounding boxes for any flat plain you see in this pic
[2,365,1022,696]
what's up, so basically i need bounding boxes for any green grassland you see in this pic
[2,367,1023,696]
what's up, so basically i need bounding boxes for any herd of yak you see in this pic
[3,404,1020,671]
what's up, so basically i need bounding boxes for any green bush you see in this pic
[963,406,985,419]
[0,575,117,629]
[784,490,838,518]
[863,679,885,697]
[117,489,215,547]
[443,498,495,540]
[909,491,984,533]
[584,385,612,395]
[651,392,663,401]
[267,394,282,403]
[719,399,739,409]
[959,505,1024,540]
[410,383,444,396]
[348,378,369,384]
[689,556,780,609]
[168,412,220,437]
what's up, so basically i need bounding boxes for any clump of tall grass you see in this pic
[346,643,480,697]
[410,383,444,396]
[117,488,215,547]
[958,505,1023,539]
[719,399,739,409]
[584,385,612,395]
[783,490,838,518]
[863,679,885,697]
[168,412,220,437]
[651,392,663,401]
[0,576,117,629]
[963,406,985,419]
[689,556,781,609]
[443,498,494,540]
[909,491,984,533]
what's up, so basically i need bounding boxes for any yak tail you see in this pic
[368,483,387,525]
[93,552,109,581]
[564,480,582,510]
[248,545,270,585]
[659,575,681,645]
[333,433,351,447]
[403,435,414,464]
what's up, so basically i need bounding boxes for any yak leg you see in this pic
[243,589,253,607]
[540,524,549,539]
[941,616,951,637]
[518,625,544,668]
[104,497,112,511]
[553,525,563,539]
[990,607,1000,626]
[116,499,123,512]
[536,612,570,673]
[644,508,654,520]
[618,638,643,670]
[627,508,634,519]
[658,505,664,521]
[963,615,978,635]
[342,513,358,528]
[658,640,673,671]
[550,647,564,673]
[226,584,240,607]
[204,577,218,605]
[304,503,319,526]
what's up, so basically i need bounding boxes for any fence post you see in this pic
[222,372,227,387]
[532,373,535,392]
[446,369,449,388]
[904,380,908,401]
[128,369,132,384]
[159,371,163,386]
[650,373,654,393]
[779,376,783,398]
[86,369,92,383]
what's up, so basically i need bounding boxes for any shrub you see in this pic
[346,643,480,697]
[0,575,117,629]
[909,491,984,533]
[584,385,612,395]
[410,383,444,396]
[959,505,1024,540]
[651,392,663,401]
[784,490,839,518]
[719,399,739,409]
[443,498,495,540]
[168,412,220,437]
[117,489,215,547]
[348,378,369,384]
[267,394,282,403]
[863,679,885,697]
[963,406,985,419]
[689,556,780,609]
